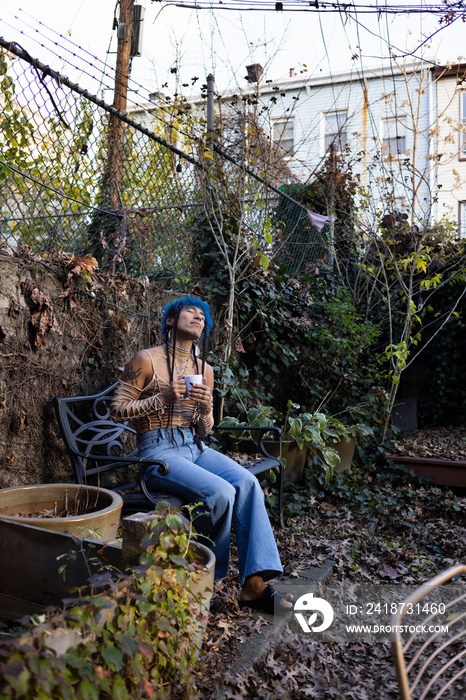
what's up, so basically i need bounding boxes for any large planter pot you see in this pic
[188,540,216,611]
[386,455,466,488]
[0,484,123,541]
[0,516,212,621]
[329,435,358,472]
[180,540,216,655]
[121,511,216,655]
[263,440,309,483]
[309,435,358,473]
[121,512,215,611]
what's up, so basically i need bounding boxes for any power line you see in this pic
[0,2,457,215]
[160,0,463,15]
[1,2,455,156]
[0,9,212,149]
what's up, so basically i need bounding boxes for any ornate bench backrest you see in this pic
[54,383,138,484]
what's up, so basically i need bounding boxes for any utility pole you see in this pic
[107,0,134,213]
[103,0,134,273]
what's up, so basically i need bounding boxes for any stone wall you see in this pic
[0,250,171,488]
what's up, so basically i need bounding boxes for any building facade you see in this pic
[434,64,466,234]
[131,61,466,235]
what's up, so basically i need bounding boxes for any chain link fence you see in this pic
[0,38,327,283]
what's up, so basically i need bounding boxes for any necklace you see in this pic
[166,343,194,379]
[167,342,191,357]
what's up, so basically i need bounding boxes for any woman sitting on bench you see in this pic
[110,296,292,615]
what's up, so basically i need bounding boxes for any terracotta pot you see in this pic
[121,511,215,611]
[263,440,309,483]
[329,435,358,472]
[310,435,358,472]
[0,484,123,541]
[385,455,466,487]
[188,540,216,610]
[176,540,216,654]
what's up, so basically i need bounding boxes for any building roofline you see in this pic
[131,59,458,114]
[192,60,429,104]
[434,63,466,78]
[252,61,415,94]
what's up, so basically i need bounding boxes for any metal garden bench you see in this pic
[54,382,285,527]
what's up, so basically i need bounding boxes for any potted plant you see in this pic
[302,409,373,473]
[0,483,123,541]
[219,402,335,482]
[218,405,274,443]
[273,402,343,482]
[219,401,373,482]
[283,401,374,475]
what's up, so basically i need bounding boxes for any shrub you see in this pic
[0,510,204,700]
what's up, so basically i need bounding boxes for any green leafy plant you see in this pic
[220,399,372,483]
[0,507,206,699]
[279,400,373,482]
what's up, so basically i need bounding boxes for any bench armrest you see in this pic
[138,460,170,506]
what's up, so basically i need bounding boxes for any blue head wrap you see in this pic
[161,296,214,339]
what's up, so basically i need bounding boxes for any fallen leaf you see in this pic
[70,254,99,275]
[28,287,62,348]
[19,410,28,431]
[8,301,20,318]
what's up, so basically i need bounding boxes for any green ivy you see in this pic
[0,508,205,699]
[188,195,385,430]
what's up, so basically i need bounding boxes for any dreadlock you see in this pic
[193,331,208,379]
[161,297,213,448]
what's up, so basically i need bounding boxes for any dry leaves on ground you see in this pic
[194,468,466,699]
[393,426,466,461]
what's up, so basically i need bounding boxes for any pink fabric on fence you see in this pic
[306,209,336,231]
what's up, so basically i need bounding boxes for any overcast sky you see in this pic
[2,1,466,102]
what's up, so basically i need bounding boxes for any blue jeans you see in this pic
[138,427,283,585]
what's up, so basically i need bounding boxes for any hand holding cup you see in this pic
[184,375,203,396]
[184,375,211,412]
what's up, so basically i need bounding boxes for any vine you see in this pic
[0,509,205,700]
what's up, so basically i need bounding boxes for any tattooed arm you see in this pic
[110,350,165,423]
[119,350,153,389]
[109,349,188,423]
[121,362,145,388]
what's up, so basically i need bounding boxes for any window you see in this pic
[382,117,406,156]
[272,119,294,155]
[459,202,466,237]
[460,92,466,158]
[324,112,347,152]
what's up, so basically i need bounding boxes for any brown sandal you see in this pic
[238,585,292,615]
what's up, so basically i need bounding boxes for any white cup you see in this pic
[184,375,203,396]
